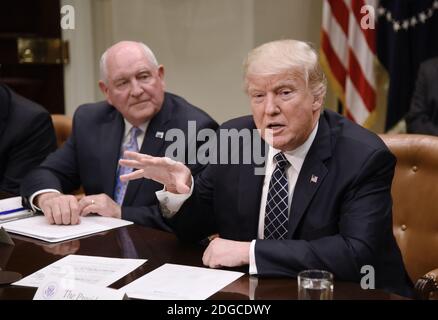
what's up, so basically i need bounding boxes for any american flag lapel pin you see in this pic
[155,131,164,139]
[310,174,318,183]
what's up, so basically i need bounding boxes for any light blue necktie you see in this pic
[114,126,142,259]
[114,126,142,205]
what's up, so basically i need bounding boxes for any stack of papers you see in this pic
[14,254,147,288]
[122,263,244,300]
[2,215,132,242]
[0,196,34,223]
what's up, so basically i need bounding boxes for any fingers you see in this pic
[120,169,145,182]
[119,154,191,193]
[78,197,97,216]
[118,159,142,169]
[78,194,121,218]
[176,181,191,194]
[59,198,72,225]
[42,203,55,225]
[69,198,81,225]
[41,195,80,225]
[119,155,170,172]
[81,205,96,217]
[123,151,153,161]
[202,246,211,267]
[39,194,84,225]
[51,202,63,225]
[202,241,221,269]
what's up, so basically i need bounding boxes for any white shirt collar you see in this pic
[269,122,319,173]
[123,118,149,139]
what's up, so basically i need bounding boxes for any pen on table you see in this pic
[0,207,25,215]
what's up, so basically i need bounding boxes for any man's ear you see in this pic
[98,80,112,105]
[157,65,165,87]
[312,94,323,111]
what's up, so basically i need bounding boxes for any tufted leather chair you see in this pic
[50,114,83,196]
[380,134,438,299]
[51,114,72,148]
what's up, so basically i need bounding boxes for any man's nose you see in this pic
[265,94,279,115]
[130,80,144,97]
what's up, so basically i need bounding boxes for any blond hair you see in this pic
[244,39,326,100]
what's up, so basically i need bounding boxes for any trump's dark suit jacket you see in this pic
[0,84,57,195]
[170,109,413,297]
[406,57,438,135]
[21,92,218,231]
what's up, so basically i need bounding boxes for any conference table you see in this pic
[0,220,408,300]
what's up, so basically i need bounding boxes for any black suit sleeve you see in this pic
[169,162,219,241]
[122,204,172,232]
[21,120,81,199]
[406,61,438,135]
[123,117,218,232]
[2,111,57,195]
[255,149,396,283]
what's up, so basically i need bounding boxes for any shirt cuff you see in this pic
[249,239,258,275]
[29,189,61,212]
[155,176,194,218]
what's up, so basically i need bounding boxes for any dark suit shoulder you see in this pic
[219,115,255,130]
[10,89,50,121]
[73,101,118,126]
[323,109,390,154]
[165,92,217,125]
[74,101,114,118]
[5,89,54,144]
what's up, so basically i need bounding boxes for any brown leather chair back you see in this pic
[380,134,438,283]
[51,114,72,147]
[50,114,84,196]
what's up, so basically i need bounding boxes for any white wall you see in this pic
[254,0,322,47]
[62,0,96,117]
[65,0,325,123]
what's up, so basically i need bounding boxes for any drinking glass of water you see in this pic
[298,270,334,300]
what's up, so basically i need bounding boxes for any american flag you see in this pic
[320,0,378,127]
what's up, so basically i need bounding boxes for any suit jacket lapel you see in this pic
[123,94,173,205]
[288,114,332,237]
[100,108,124,198]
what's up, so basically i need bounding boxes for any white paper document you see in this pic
[2,215,132,242]
[122,263,244,300]
[33,276,127,300]
[0,196,34,222]
[13,254,147,288]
